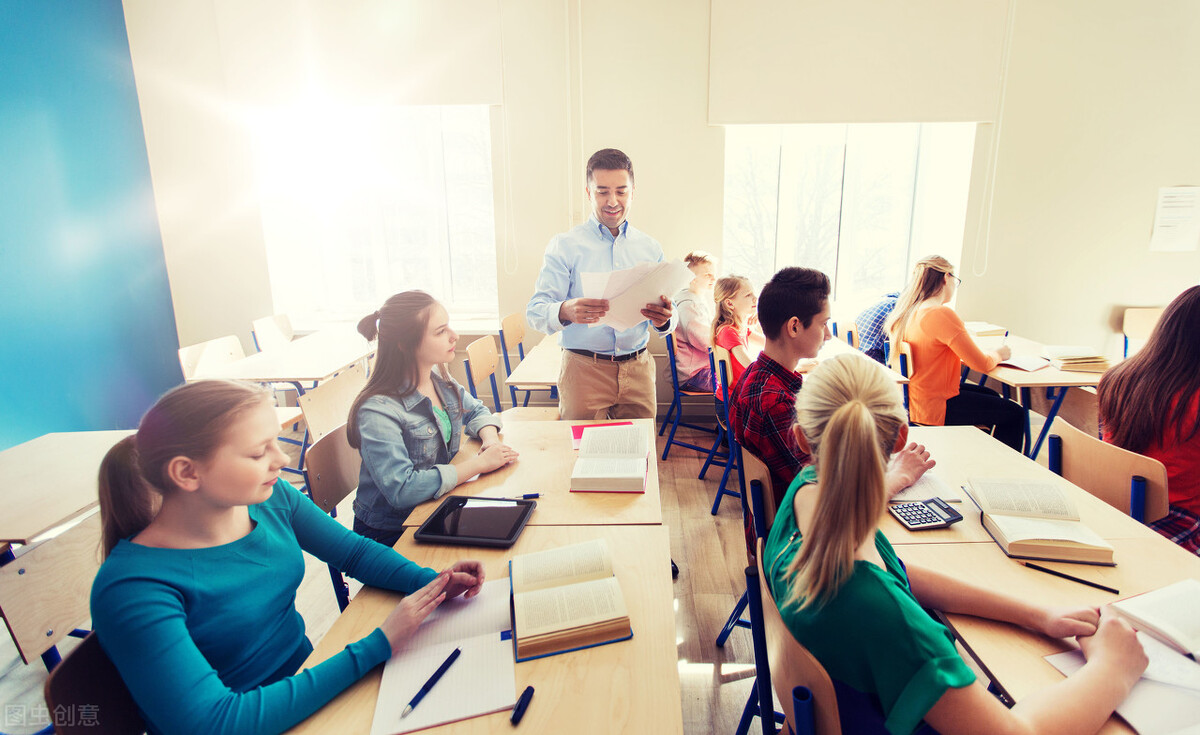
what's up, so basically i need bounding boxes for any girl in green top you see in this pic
[764,354,1147,735]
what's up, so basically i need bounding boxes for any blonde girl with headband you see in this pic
[763,354,1146,735]
[348,291,518,548]
[92,380,486,735]
[885,255,1023,450]
[672,250,719,391]
[711,275,763,394]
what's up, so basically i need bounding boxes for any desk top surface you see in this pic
[878,427,1162,546]
[287,524,682,735]
[503,338,561,389]
[898,537,1200,735]
[405,420,662,528]
[0,429,133,543]
[192,327,372,384]
[978,335,1107,388]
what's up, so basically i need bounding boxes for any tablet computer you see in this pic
[412,496,536,548]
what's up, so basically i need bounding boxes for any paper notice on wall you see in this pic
[1150,187,1200,252]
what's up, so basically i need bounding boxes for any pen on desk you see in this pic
[510,685,535,725]
[401,647,461,719]
[1022,562,1120,595]
[508,493,540,500]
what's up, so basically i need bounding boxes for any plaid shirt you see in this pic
[853,292,900,363]
[730,352,810,510]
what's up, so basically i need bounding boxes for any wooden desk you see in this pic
[190,327,372,387]
[503,337,561,391]
[288,525,682,735]
[404,420,662,528]
[878,427,1162,546]
[974,335,1105,459]
[897,537,1200,735]
[0,430,133,544]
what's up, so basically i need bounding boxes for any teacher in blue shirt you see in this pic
[526,148,676,420]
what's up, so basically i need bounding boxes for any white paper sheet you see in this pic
[890,470,960,503]
[581,260,693,331]
[1150,187,1200,253]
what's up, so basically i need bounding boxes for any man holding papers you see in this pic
[527,148,677,420]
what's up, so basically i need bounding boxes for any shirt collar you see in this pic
[397,372,451,410]
[756,352,804,390]
[587,214,629,240]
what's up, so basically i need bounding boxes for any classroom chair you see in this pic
[842,327,858,350]
[43,632,144,735]
[716,448,775,647]
[888,341,913,413]
[699,346,742,515]
[659,334,717,460]
[1046,416,1169,524]
[463,336,558,421]
[756,538,841,735]
[498,312,558,407]
[297,362,367,444]
[302,424,362,611]
[251,313,296,352]
[1121,307,1163,358]
[0,514,101,671]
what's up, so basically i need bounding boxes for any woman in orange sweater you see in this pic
[885,255,1024,450]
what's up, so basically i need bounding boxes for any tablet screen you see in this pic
[419,497,533,542]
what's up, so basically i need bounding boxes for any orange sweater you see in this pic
[905,306,999,425]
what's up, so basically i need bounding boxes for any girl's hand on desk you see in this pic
[476,443,519,472]
[1035,605,1100,638]
[382,573,449,654]
[442,560,486,600]
[1077,612,1147,684]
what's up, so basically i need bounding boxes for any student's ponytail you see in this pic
[711,275,752,343]
[784,354,907,610]
[97,380,270,558]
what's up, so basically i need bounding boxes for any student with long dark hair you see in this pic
[764,355,1146,735]
[1099,286,1200,554]
[92,380,485,735]
[885,255,1024,450]
[348,291,518,547]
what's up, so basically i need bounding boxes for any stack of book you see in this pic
[965,321,1007,337]
[1040,345,1111,373]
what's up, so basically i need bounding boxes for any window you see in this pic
[249,104,499,328]
[722,123,976,315]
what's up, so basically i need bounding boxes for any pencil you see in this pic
[1022,561,1119,595]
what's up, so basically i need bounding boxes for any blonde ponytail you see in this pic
[884,255,954,366]
[784,354,907,609]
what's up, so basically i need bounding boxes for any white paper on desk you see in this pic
[1046,633,1200,735]
[581,260,693,331]
[997,355,1049,372]
[370,579,516,735]
[1150,187,1200,253]
[889,471,960,503]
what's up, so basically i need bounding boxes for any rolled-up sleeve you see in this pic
[357,403,456,510]
[526,235,571,335]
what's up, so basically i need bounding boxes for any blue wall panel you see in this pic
[0,0,182,450]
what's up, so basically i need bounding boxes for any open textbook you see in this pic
[370,580,515,735]
[964,478,1114,565]
[508,538,633,661]
[570,424,649,492]
[580,260,693,332]
[1111,579,1200,658]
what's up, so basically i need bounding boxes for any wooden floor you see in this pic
[0,422,765,734]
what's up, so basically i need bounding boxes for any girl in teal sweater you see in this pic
[91,380,485,735]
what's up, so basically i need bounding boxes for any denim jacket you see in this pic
[353,373,501,531]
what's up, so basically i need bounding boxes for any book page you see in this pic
[404,578,512,650]
[988,515,1110,549]
[577,424,649,458]
[1112,579,1200,656]
[968,478,1079,520]
[997,355,1049,372]
[371,632,515,735]
[890,470,959,503]
[514,576,628,638]
[510,538,613,593]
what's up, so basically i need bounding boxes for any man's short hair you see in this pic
[587,148,634,185]
[757,267,830,340]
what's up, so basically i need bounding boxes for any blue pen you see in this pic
[401,647,461,718]
[508,493,540,500]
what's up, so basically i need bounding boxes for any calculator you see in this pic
[888,498,964,530]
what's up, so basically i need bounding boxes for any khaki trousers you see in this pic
[558,349,657,420]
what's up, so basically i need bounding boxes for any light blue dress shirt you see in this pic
[526,215,677,355]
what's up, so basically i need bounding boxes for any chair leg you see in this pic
[659,394,680,436]
[699,425,725,480]
[328,564,350,611]
[735,688,760,735]
[716,590,751,646]
[711,447,741,515]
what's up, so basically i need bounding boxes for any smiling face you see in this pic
[726,284,758,324]
[414,303,458,367]
[587,168,634,235]
[191,401,289,508]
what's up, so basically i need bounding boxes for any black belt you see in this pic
[566,347,646,363]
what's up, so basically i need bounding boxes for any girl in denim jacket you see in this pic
[348,291,519,547]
